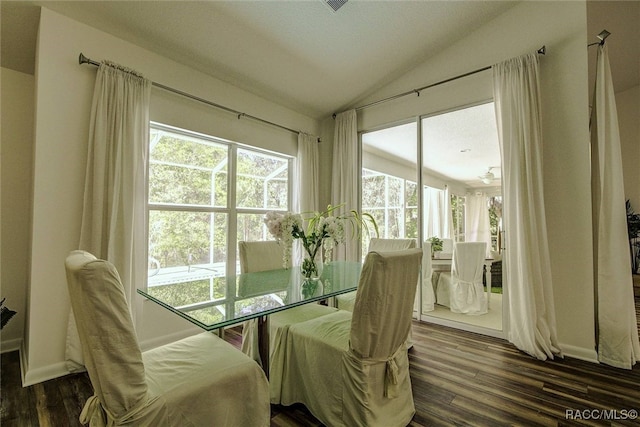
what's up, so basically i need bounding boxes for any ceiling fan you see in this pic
[479,167,497,185]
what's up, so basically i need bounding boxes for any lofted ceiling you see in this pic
[2,0,520,119]
[2,1,638,189]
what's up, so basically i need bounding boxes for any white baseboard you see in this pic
[22,359,71,387]
[559,342,599,364]
[0,337,23,354]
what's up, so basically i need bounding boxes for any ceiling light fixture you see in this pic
[479,167,495,185]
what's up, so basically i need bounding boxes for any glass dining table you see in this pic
[138,261,363,373]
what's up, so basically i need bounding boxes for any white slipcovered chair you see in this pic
[433,238,455,307]
[440,237,454,258]
[280,249,423,427]
[335,237,416,311]
[238,240,337,403]
[421,243,436,312]
[64,250,270,427]
[449,242,489,315]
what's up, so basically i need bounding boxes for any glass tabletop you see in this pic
[137,261,362,331]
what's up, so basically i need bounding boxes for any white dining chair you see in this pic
[64,250,270,426]
[335,237,416,311]
[279,249,423,427]
[440,237,454,258]
[449,242,489,315]
[335,238,418,348]
[421,242,436,312]
[239,240,337,403]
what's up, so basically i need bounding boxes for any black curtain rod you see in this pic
[78,53,320,143]
[334,45,546,118]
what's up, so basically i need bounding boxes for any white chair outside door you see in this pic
[449,242,489,315]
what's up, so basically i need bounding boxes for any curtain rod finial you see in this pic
[597,29,611,44]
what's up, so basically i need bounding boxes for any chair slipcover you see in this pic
[435,270,452,307]
[280,249,423,427]
[422,243,436,312]
[440,238,454,258]
[238,241,337,403]
[449,242,488,315]
[335,238,416,311]
[65,250,270,426]
[336,238,418,348]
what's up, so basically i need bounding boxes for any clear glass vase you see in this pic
[300,251,323,299]
[300,251,323,280]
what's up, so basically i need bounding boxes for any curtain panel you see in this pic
[293,132,320,265]
[591,44,640,369]
[465,192,491,255]
[331,110,359,261]
[294,133,320,213]
[66,61,151,371]
[423,187,453,240]
[492,53,560,360]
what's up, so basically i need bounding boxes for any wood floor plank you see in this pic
[3,299,640,426]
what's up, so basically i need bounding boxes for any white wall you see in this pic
[1,68,34,353]
[617,85,640,210]
[350,1,596,360]
[23,7,320,385]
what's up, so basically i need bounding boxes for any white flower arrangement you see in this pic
[264,205,377,276]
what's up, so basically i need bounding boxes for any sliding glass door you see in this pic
[359,102,505,338]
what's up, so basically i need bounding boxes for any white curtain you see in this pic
[293,132,320,265]
[331,110,359,261]
[294,133,320,213]
[493,53,560,360]
[423,186,453,239]
[591,44,640,369]
[465,192,491,256]
[66,61,151,371]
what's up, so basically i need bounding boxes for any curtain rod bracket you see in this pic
[588,30,611,47]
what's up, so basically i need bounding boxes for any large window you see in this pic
[361,168,418,254]
[146,123,291,320]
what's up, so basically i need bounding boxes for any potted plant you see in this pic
[427,236,443,258]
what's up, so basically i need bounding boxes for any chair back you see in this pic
[350,249,422,359]
[441,238,454,257]
[367,238,416,253]
[452,242,487,284]
[239,240,288,273]
[64,250,147,418]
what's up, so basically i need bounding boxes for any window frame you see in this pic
[146,122,293,319]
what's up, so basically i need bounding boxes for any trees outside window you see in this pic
[451,194,466,243]
[147,124,291,321]
[361,168,418,255]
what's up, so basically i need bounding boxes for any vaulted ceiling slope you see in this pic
[2,0,518,119]
[2,1,638,120]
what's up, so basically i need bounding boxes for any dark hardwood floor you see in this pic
[3,298,640,426]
